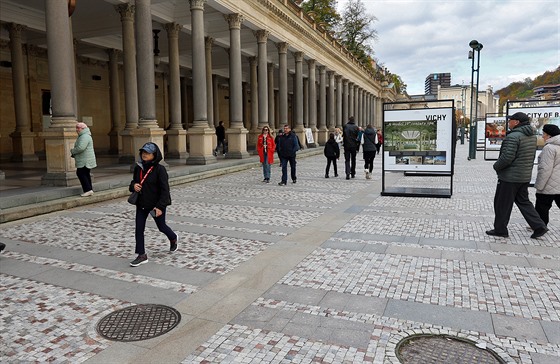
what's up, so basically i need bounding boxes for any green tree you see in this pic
[337,0,378,66]
[301,0,341,32]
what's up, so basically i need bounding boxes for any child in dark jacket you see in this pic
[324,133,340,178]
[128,142,178,267]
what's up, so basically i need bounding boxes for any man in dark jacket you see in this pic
[487,112,548,239]
[214,121,226,156]
[276,124,299,185]
[343,116,359,179]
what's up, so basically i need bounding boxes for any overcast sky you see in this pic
[337,0,560,95]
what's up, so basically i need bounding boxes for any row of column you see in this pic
[5,0,384,185]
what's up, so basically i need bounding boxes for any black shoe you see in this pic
[351,174,355,178]
[262,179,267,182]
[266,179,270,183]
[278,182,286,186]
[170,234,179,252]
[334,174,338,177]
[325,175,329,178]
[485,229,509,238]
[292,180,296,184]
[346,175,350,180]
[0,242,5,253]
[130,254,148,267]
[531,227,548,239]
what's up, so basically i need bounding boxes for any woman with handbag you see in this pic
[128,142,178,267]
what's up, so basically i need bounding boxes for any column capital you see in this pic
[267,62,274,70]
[342,78,348,85]
[189,0,206,11]
[249,56,258,66]
[224,13,244,29]
[276,42,289,54]
[106,48,121,59]
[115,3,135,20]
[164,22,181,38]
[254,29,270,43]
[293,51,304,62]
[318,65,326,73]
[306,58,315,67]
[205,36,214,48]
[6,23,26,36]
[335,74,342,81]
[327,70,335,77]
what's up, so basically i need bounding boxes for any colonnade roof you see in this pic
[0,0,392,97]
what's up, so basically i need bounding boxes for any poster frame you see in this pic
[381,99,455,198]
[483,113,506,161]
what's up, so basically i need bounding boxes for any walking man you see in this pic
[343,116,359,179]
[486,112,548,239]
[276,124,299,185]
[214,121,226,156]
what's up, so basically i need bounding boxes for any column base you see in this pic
[317,128,329,145]
[40,125,79,187]
[41,171,80,187]
[10,131,39,162]
[226,127,250,159]
[186,125,217,165]
[119,129,137,163]
[166,129,188,160]
[247,129,260,149]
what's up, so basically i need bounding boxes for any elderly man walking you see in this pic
[486,112,548,239]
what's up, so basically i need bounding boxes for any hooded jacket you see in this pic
[493,123,536,183]
[129,143,171,210]
[324,137,340,159]
[361,127,378,153]
[71,127,97,169]
[535,134,560,194]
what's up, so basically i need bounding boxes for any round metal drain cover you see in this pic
[397,335,505,364]
[96,304,181,342]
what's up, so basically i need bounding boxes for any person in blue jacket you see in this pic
[276,124,300,185]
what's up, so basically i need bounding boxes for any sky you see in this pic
[337,0,560,95]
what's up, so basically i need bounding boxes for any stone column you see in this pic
[165,22,187,159]
[348,82,354,121]
[342,79,348,126]
[255,30,269,129]
[327,71,335,131]
[107,49,122,155]
[303,77,308,128]
[293,51,305,145]
[6,23,37,162]
[205,36,214,128]
[267,63,275,130]
[317,66,328,145]
[225,13,249,158]
[307,58,317,146]
[357,88,362,127]
[115,3,139,163]
[354,86,359,125]
[212,75,219,128]
[187,0,215,164]
[249,57,258,132]
[41,0,79,186]
[181,76,189,129]
[336,75,342,128]
[277,42,288,126]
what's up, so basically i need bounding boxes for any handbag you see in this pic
[127,166,154,205]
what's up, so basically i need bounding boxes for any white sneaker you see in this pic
[80,190,94,197]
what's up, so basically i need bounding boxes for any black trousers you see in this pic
[363,151,376,173]
[134,206,177,255]
[76,167,93,192]
[493,180,546,234]
[535,193,560,225]
[325,157,337,176]
[344,147,357,177]
[280,156,297,183]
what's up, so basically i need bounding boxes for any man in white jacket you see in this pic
[535,124,560,226]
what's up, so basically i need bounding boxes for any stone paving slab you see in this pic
[1,145,559,363]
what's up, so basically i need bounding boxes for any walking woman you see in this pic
[535,124,560,226]
[257,126,276,183]
[71,122,97,197]
[361,124,378,179]
[129,142,178,267]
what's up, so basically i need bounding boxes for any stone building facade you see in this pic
[0,0,396,186]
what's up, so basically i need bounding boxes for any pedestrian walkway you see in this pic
[0,144,558,364]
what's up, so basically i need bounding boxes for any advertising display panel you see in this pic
[507,101,560,150]
[383,107,453,173]
[476,117,486,150]
[484,114,506,160]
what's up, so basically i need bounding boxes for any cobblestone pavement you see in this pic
[1,144,559,364]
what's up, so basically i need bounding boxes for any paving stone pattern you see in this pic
[1,145,559,363]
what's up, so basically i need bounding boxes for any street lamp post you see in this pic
[468,40,483,160]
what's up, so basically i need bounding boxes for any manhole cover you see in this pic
[397,335,505,364]
[96,304,181,342]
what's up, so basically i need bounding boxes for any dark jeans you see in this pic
[280,156,297,183]
[363,151,376,173]
[76,167,93,192]
[344,147,357,177]
[215,139,226,154]
[325,157,337,176]
[493,180,546,234]
[135,206,177,255]
[535,193,560,225]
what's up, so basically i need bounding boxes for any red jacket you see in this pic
[257,134,275,164]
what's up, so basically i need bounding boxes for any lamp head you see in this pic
[469,40,483,51]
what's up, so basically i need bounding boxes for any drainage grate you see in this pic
[96,304,181,342]
[396,335,505,364]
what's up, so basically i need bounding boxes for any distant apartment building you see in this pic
[533,84,560,99]
[437,84,499,122]
[425,73,451,95]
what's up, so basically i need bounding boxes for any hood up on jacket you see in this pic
[137,142,163,169]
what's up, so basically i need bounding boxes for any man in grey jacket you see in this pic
[487,112,548,239]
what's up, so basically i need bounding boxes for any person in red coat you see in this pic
[257,126,276,183]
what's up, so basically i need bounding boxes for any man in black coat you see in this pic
[276,124,300,185]
[343,116,359,179]
[214,121,226,156]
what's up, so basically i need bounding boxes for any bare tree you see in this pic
[337,0,378,68]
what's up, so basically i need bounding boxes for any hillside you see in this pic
[496,66,560,109]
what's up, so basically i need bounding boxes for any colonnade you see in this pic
[1,0,393,186]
